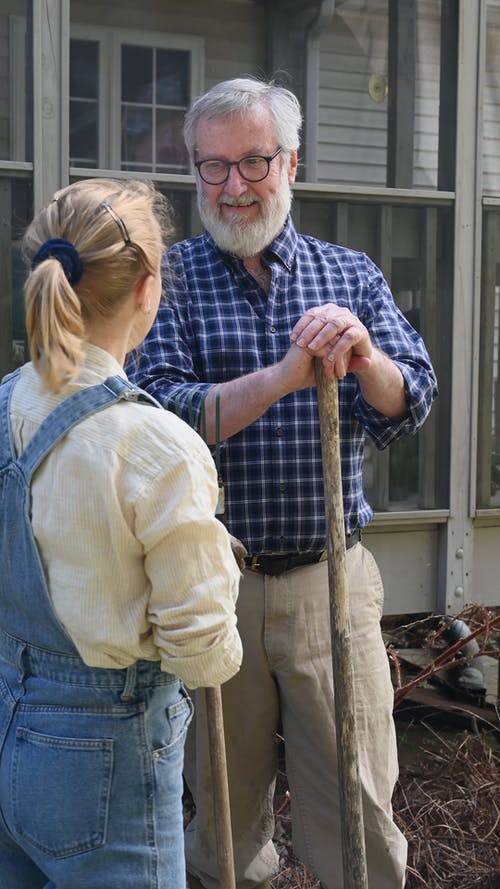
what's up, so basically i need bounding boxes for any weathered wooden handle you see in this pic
[205,685,236,889]
[315,359,368,889]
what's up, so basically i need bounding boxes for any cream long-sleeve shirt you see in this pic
[9,345,242,689]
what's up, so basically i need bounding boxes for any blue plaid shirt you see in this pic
[128,217,437,554]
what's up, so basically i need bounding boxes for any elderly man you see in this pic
[128,77,437,889]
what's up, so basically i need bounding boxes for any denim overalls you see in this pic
[0,372,193,889]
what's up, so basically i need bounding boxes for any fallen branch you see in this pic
[385,606,500,708]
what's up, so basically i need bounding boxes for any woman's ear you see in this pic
[135,274,154,315]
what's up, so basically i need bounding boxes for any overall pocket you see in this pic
[12,726,113,858]
[158,686,194,756]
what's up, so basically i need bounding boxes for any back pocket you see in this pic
[13,726,113,858]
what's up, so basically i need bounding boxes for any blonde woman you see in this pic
[0,179,242,889]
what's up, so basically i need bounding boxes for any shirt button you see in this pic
[276,427,283,437]
[279,483,286,492]
[270,326,276,333]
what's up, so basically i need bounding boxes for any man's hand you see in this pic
[290,304,372,379]
[229,534,248,571]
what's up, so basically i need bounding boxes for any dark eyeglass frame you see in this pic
[194,147,283,185]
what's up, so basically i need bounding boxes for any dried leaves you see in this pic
[271,728,499,889]
[393,728,500,889]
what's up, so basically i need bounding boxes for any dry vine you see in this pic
[385,605,500,708]
[187,606,500,889]
[271,605,500,889]
[393,728,500,889]
[271,728,500,889]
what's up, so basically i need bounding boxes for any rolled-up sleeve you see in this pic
[136,427,242,688]
[352,257,438,449]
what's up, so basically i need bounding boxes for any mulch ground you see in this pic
[270,724,500,889]
[186,606,500,887]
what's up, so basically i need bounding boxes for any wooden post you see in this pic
[205,686,236,889]
[315,360,368,889]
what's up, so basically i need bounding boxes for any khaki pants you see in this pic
[184,543,407,889]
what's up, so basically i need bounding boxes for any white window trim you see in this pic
[10,18,204,172]
[72,23,204,171]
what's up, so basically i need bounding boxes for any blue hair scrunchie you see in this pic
[31,238,83,286]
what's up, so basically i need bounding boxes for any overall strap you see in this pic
[0,369,21,468]
[0,372,161,656]
[10,375,160,482]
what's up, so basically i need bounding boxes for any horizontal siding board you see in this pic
[318,131,387,154]
[317,160,385,186]
[320,51,388,75]
[72,0,267,88]
[317,3,442,186]
[318,138,386,164]
[319,88,387,112]
[320,104,386,128]
[484,13,500,194]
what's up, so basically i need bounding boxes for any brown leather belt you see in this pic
[245,529,362,575]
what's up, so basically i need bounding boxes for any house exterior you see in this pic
[1,0,499,616]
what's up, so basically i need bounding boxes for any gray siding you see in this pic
[72,0,268,92]
[317,2,441,188]
[485,3,500,195]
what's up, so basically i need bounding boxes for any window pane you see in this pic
[156,108,189,171]
[120,44,190,173]
[295,196,451,511]
[160,187,190,241]
[0,3,28,161]
[70,39,99,168]
[484,1,500,195]
[121,105,153,170]
[156,49,190,105]
[313,0,445,190]
[122,45,153,103]
[70,99,98,168]
[70,39,98,99]
[0,177,33,377]
[477,209,500,507]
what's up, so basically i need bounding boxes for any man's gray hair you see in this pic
[184,77,303,157]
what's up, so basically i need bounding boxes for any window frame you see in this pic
[71,24,203,172]
[10,18,204,171]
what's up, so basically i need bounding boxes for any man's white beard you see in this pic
[197,171,292,258]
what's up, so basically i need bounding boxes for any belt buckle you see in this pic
[249,554,261,571]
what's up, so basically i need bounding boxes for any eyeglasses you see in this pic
[194,147,283,185]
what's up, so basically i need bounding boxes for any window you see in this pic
[295,196,452,512]
[8,20,203,173]
[70,38,99,168]
[4,12,28,162]
[70,26,203,173]
[477,4,500,508]
[483,1,500,194]
[313,0,445,190]
[0,177,33,377]
[477,209,500,508]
